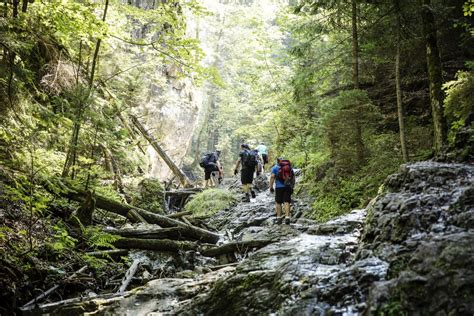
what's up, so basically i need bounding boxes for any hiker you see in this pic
[200,150,223,188]
[253,148,263,176]
[269,158,295,224]
[256,142,268,171]
[234,144,257,202]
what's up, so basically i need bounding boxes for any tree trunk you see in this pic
[421,0,447,153]
[62,0,109,178]
[395,0,409,162]
[351,0,365,164]
[12,0,19,17]
[351,0,359,90]
[21,0,29,13]
[130,115,192,188]
[101,144,125,194]
[75,190,95,226]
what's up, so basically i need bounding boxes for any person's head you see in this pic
[215,150,221,157]
[277,157,283,163]
[241,143,250,150]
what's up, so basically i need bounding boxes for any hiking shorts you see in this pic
[262,154,269,164]
[204,165,219,180]
[241,168,254,184]
[275,187,292,204]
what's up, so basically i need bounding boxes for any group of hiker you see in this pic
[200,142,295,224]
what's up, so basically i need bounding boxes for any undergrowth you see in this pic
[186,188,237,218]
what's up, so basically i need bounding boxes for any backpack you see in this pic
[277,160,294,187]
[241,149,258,168]
[199,153,216,169]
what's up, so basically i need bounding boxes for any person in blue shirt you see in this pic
[256,142,268,171]
[269,158,294,224]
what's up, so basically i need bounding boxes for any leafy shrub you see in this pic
[133,178,165,214]
[443,65,474,143]
[186,188,237,218]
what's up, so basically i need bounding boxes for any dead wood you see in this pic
[104,227,189,240]
[200,239,273,257]
[167,210,192,218]
[117,259,140,294]
[65,189,220,243]
[85,249,129,258]
[22,266,88,308]
[130,115,192,188]
[114,238,199,252]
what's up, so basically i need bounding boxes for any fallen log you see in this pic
[165,188,202,196]
[167,210,192,218]
[130,115,192,188]
[85,249,129,258]
[104,227,189,240]
[22,266,88,308]
[200,239,273,257]
[20,293,118,315]
[114,238,199,252]
[117,259,140,294]
[66,190,220,243]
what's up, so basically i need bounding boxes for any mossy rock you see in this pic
[134,178,165,214]
[185,189,237,218]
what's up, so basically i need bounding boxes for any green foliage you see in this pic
[186,188,237,218]
[464,0,474,16]
[443,65,474,142]
[81,226,120,251]
[132,178,165,214]
[49,222,77,254]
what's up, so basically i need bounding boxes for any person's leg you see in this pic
[275,188,284,223]
[211,171,217,187]
[275,203,282,217]
[284,202,290,217]
[250,184,256,198]
[283,187,292,224]
[204,169,211,188]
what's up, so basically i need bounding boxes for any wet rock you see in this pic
[56,161,473,315]
[360,162,474,314]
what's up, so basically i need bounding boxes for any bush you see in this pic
[133,178,165,214]
[443,65,474,143]
[186,189,237,217]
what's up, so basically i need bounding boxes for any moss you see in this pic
[133,178,165,214]
[378,299,406,316]
[185,188,237,218]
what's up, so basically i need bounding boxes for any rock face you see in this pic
[360,162,474,314]
[120,0,206,180]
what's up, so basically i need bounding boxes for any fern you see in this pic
[81,225,121,250]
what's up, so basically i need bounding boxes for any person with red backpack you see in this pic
[269,158,295,224]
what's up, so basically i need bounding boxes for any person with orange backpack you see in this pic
[269,158,295,224]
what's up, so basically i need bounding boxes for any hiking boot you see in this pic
[243,193,250,202]
[284,217,290,225]
[274,217,283,224]
[250,190,256,199]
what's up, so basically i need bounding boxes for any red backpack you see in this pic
[277,160,294,186]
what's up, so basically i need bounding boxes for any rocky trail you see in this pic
[24,162,474,315]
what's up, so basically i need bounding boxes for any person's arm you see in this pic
[234,159,240,175]
[269,172,275,193]
[217,161,223,177]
